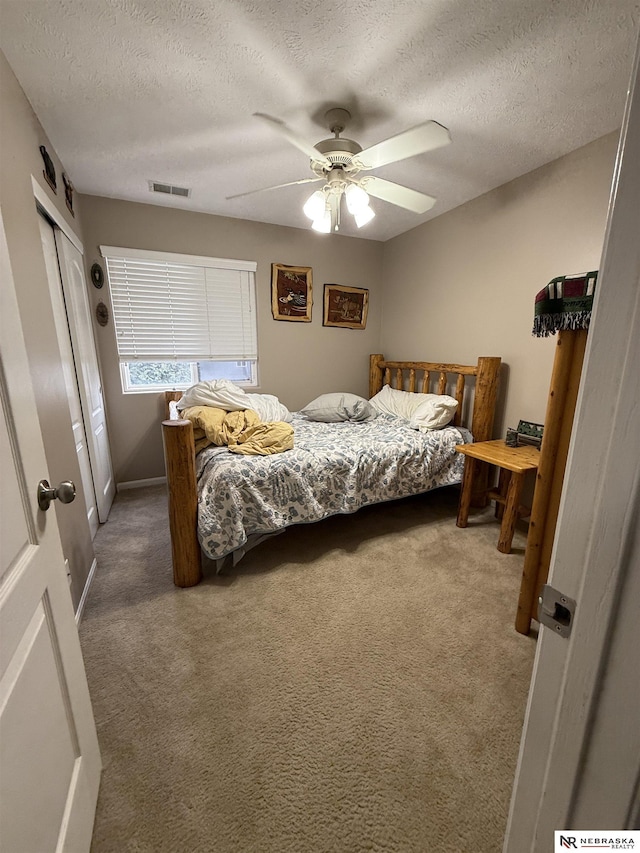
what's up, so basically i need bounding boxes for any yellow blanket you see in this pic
[181,406,294,455]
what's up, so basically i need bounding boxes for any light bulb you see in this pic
[311,207,331,233]
[345,184,370,214]
[303,190,326,221]
[354,204,375,228]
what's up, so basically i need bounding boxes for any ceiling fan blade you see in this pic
[356,121,451,170]
[362,176,436,214]
[254,113,332,168]
[226,177,323,201]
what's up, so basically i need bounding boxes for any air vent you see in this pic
[149,181,191,198]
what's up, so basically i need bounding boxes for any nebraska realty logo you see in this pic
[555,831,639,850]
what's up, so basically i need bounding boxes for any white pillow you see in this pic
[369,385,458,430]
[410,395,459,430]
[245,393,292,423]
[300,392,378,423]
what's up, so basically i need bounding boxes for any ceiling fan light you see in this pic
[354,204,375,228]
[311,208,331,233]
[303,190,326,221]
[345,183,370,214]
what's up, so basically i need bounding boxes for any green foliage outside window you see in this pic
[127,362,192,386]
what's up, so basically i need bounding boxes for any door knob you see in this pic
[37,479,76,511]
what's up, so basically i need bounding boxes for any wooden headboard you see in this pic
[369,354,501,443]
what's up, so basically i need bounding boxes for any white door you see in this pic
[39,215,99,539]
[55,230,115,523]
[0,212,101,850]
[504,34,640,849]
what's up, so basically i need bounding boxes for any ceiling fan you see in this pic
[227,108,452,233]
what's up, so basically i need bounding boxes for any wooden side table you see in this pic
[455,439,540,554]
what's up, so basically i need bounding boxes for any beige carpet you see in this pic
[80,484,536,853]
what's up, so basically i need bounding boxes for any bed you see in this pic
[162,353,501,587]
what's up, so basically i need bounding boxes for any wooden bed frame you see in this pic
[162,354,501,588]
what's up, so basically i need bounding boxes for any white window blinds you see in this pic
[101,247,257,362]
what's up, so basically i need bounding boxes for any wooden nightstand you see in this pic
[455,439,540,554]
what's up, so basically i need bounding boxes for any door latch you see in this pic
[538,584,576,638]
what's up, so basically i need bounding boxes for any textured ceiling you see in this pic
[1,0,638,241]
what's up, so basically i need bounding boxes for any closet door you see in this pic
[55,231,115,522]
[0,210,101,851]
[39,217,99,539]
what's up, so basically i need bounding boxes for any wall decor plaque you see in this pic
[62,173,75,216]
[39,145,57,192]
[271,263,313,322]
[90,262,104,289]
[95,301,109,326]
[323,284,369,330]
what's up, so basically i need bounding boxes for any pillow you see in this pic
[369,384,458,430]
[410,395,459,431]
[300,392,378,423]
[244,393,292,423]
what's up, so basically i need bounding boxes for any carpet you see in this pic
[80,485,536,853]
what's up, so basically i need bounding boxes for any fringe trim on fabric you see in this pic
[532,310,592,337]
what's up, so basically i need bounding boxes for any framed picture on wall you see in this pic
[271,263,313,322]
[323,284,369,330]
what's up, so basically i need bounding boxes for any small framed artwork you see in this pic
[323,284,369,330]
[62,173,75,217]
[39,145,57,193]
[271,263,313,322]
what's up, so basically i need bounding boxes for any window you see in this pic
[101,247,258,393]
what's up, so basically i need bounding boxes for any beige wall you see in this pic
[79,196,384,483]
[0,51,95,609]
[80,133,616,485]
[2,33,618,581]
[380,133,618,440]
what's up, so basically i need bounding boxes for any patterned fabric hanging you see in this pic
[533,270,598,337]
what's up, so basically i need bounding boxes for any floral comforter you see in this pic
[195,413,472,561]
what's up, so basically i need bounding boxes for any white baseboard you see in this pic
[75,558,97,625]
[117,476,167,491]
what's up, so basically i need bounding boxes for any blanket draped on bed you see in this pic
[195,414,471,562]
[181,405,294,455]
[532,270,598,337]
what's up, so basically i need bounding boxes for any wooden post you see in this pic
[471,357,502,442]
[456,457,477,528]
[369,353,385,397]
[162,419,202,588]
[498,471,525,554]
[453,373,465,427]
[164,390,183,419]
[515,329,588,634]
[470,356,502,505]
[495,468,509,519]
